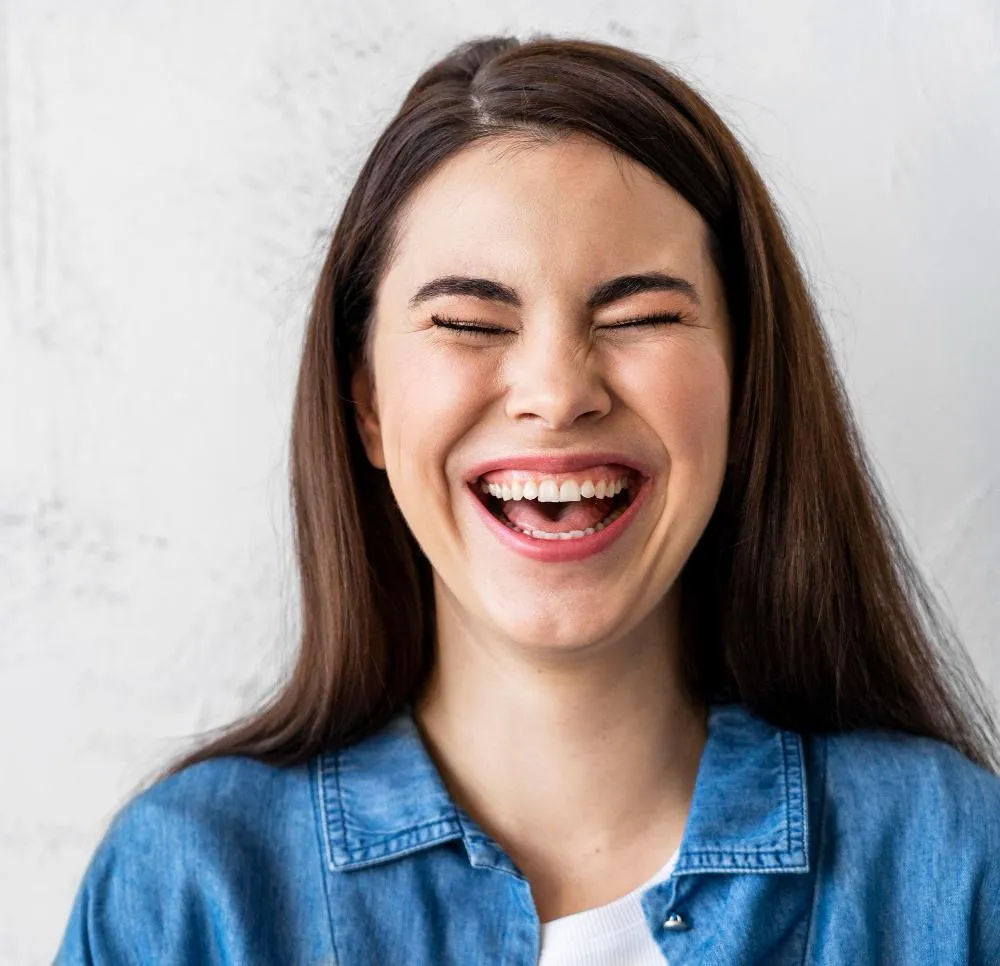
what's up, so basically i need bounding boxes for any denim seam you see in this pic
[322,748,464,868]
[331,823,465,870]
[678,730,808,871]
[783,730,807,856]
[334,752,350,869]
[454,807,529,881]
[340,817,463,849]
[801,733,828,964]
[454,804,486,849]
[782,732,792,855]
[673,865,808,876]
[316,754,337,873]
[682,845,800,856]
[798,736,808,855]
[311,757,342,965]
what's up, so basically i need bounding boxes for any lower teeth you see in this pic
[500,505,626,541]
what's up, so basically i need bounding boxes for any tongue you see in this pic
[502,496,613,533]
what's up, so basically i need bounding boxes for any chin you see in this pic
[483,600,631,654]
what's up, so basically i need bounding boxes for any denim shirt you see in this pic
[55,702,1000,964]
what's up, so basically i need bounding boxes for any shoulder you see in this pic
[804,727,1000,960]
[54,755,325,964]
[117,752,312,836]
[818,726,1000,929]
[89,753,316,871]
[819,724,1000,835]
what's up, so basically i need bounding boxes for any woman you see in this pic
[56,35,1000,965]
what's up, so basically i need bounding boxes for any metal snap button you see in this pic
[663,912,690,931]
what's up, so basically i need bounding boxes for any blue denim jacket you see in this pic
[55,702,1000,964]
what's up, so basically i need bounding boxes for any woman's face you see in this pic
[353,134,732,655]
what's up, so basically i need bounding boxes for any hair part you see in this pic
[160,33,999,780]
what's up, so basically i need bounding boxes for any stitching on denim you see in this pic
[340,805,458,837]
[782,732,791,854]
[738,727,792,850]
[320,744,465,869]
[674,863,808,876]
[680,728,809,868]
[676,850,809,871]
[777,731,807,859]
[679,849,808,865]
[452,807,530,881]
[333,822,465,870]
[682,850,804,861]
[684,844,793,855]
[451,806,510,878]
[778,732,792,852]
[801,734,828,964]
[454,801,482,849]
[334,750,352,870]
[316,754,336,873]
[311,757,342,964]
[341,816,463,850]
[789,731,808,856]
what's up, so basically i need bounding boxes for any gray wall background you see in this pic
[2,1,998,961]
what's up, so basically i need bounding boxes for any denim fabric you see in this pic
[55,702,1000,964]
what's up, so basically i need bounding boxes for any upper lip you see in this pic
[464,451,653,483]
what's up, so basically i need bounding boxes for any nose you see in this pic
[503,323,612,430]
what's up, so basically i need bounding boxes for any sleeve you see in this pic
[52,757,328,966]
[970,831,1000,964]
[964,754,1000,966]
[54,814,156,964]
[52,796,206,965]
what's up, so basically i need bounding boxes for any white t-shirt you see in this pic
[538,848,680,966]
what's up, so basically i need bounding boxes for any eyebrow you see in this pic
[407,270,700,311]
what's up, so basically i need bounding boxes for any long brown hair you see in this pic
[163,34,999,779]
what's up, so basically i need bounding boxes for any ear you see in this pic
[350,360,386,470]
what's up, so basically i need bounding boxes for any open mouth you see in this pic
[472,469,642,541]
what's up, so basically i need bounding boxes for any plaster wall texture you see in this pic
[1,1,998,961]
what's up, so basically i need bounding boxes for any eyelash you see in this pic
[430,311,686,336]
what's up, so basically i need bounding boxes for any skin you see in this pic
[352,133,733,922]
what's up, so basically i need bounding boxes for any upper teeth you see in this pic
[480,476,630,502]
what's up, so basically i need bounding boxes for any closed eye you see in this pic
[430,314,511,336]
[430,311,687,336]
[602,311,686,329]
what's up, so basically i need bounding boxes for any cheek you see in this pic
[376,344,494,482]
[624,341,731,468]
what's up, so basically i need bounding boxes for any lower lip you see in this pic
[467,478,651,563]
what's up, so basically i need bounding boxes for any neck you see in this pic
[413,583,708,918]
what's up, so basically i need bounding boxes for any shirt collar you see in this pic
[315,701,809,875]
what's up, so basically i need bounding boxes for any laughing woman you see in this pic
[56,36,1000,965]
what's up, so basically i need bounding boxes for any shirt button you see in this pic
[663,912,690,931]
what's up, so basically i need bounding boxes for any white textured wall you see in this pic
[2,1,998,961]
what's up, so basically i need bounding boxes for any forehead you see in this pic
[381,133,713,291]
